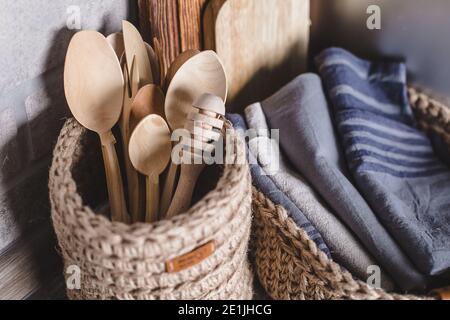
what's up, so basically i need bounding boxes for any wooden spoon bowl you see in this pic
[165,50,227,132]
[129,115,171,222]
[130,84,165,133]
[64,30,128,222]
[164,49,200,91]
[64,31,124,133]
[107,32,125,60]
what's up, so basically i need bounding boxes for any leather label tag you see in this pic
[166,241,216,273]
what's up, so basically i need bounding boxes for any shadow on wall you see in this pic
[309,0,450,98]
[0,5,137,297]
[228,41,305,112]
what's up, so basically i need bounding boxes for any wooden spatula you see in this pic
[64,30,128,222]
[123,20,154,86]
[165,93,225,218]
[161,51,227,217]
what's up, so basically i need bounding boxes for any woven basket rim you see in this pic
[252,86,449,300]
[49,119,249,239]
[253,187,435,300]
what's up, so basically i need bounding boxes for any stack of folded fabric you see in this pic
[232,47,450,293]
[316,48,450,284]
[226,113,332,258]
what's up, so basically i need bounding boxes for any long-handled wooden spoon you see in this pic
[165,94,225,218]
[118,56,143,222]
[64,30,128,222]
[128,84,165,220]
[129,115,172,222]
[161,51,227,218]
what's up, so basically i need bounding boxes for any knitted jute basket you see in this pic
[252,87,449,300]
[49,120,253,300]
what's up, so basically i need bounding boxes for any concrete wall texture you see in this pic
[0,0,135,252]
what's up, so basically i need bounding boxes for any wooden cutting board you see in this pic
[204,0,310,111]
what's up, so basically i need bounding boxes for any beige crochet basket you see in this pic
[252,87,450,300]
[49,119,253,300]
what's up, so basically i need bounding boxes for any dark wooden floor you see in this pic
[0,226,66,300]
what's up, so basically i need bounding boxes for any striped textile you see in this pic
[226,113,331,257]
[316,47,450,276]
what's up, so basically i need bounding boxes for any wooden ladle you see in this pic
[161,51,227,218]
[129,115,172,223]
[64,30,128,222]
[165,94,225,218]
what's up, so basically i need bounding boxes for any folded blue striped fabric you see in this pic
[261,73,428,291]
[226,113,331,257]
[316,47,450,276]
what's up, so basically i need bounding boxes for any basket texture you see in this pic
[49,119,253,300]
[252,87,448,300]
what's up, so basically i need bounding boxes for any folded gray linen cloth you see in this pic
[261,73,430,291]
[316,47,450,277]
[226,113,331,257]
[244,102,395,290]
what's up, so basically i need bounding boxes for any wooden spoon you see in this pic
[130,84,165,133]
[129,115,172,223]
[130,84,169,218]
[64,30,128,222]
[165,50,227,131]
[106,32,125,59]
[123,20,153,86]
[163,49,200,91]
[165,94,225,218]
[119,57,143,222]
[128,85,165,222]
[145,42,160,87]
[161,50,227,218]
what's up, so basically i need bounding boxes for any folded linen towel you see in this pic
[226,113,331,257]
[261,73,429,291]
[244,103,395,290]
[316,47,450,276]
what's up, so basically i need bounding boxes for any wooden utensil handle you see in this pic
[120,122,143,223]
[146,175,160,223]
[99,131,129,223]
[160,162,179,218]
[166,164,204,218]
[124,150,142,222]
